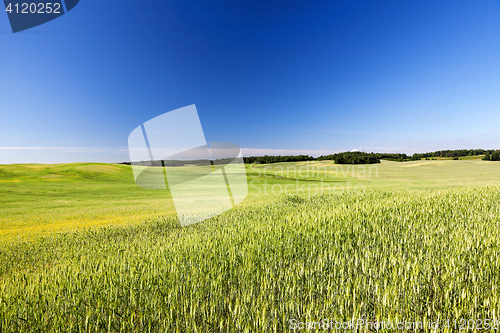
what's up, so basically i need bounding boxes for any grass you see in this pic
[3,159,500,242]
[249,159,500,189]
[1,160,500,331]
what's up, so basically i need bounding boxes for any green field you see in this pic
[1,160,500,331]
[1,159,499,242]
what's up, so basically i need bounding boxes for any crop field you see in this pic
[1,160,500,331]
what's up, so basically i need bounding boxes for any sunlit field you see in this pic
[1,160,500,331]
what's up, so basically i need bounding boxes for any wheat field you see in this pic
[1,161,500,331]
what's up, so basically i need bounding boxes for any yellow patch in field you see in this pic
[301,162,329,167]
[24,165,48,169]
[0,211,177,243]
[76,164,121,174]
[400,161,448,168]
[0,179,20,183]
[41,174,64,179]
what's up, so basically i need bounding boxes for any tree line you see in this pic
[118,158,241,167]
[243,155,314,164]
[316,152,380,164]
[483,151,500,161]
[412,149,496,159]
[120,149,500,166]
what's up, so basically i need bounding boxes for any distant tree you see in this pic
[483,153,491,161]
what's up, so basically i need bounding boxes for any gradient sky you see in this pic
[1,0,500,163]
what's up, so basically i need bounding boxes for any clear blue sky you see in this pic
[1,0,500,163]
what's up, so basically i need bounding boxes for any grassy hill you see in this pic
[0,163,179,242]
[1,160,500,242]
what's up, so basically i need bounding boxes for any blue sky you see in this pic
[1,0,500,163]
